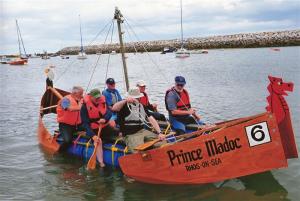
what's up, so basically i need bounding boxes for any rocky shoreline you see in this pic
[59,30,300,55]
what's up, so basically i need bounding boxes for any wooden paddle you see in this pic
[134,112,266,151]
[40,104,58,111]
[134,132,176,151]
[87,124,103,170]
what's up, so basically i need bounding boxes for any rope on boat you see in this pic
[104,20,115,88]
[124,18,201,126]
[123,22,154,88]
[56,19,113,86]
[87,20,113,46]
[86,19,114,92]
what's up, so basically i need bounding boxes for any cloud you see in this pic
[1,0,299,54]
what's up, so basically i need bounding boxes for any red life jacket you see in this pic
[165,87,191,111]
[139,92,150,107]
[57,95,82,126]
[83,95,107,129]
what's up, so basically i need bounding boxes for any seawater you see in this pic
[0,46,299,200]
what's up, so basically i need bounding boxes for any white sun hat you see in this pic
[126,87,144,99]
[136,80,146,87]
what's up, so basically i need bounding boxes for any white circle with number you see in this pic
[245,122,271,147]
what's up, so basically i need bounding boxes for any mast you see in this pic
[180,0,183,49]
[79,15,84,53]
[114,7,129,92]
[15,20,22,56]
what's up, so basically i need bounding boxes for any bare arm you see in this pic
[111,100,127,112]
[112,97,137,112]
[148,116,161,134]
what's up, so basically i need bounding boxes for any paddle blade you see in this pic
[134,139,160,151]
[87,145,98,170]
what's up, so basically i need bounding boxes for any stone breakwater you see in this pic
[59,30,300,54]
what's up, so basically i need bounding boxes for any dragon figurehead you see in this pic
[266,75,298,159]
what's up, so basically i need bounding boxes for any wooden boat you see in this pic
[38,8,297,184]
[38,87,128,167]
[119,75,298,184]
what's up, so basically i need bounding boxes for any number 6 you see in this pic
[251,125,265,141]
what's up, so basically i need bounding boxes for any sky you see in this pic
[1,0,299,55]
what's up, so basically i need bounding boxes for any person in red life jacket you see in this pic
[165,76,205,135]
[80,89,120,167]
[57,86,84,152]
[136,80,166,121]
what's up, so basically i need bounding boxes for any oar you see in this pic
[134,113,265,151]
[40,104,58,111]
[87,124,103,170]
[134,132,178,151]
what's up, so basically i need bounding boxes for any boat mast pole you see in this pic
[114,7,129,92]
[17,20,27,57]
[15,20,22,57]
[180,0,183,49]
[79,15,84,53]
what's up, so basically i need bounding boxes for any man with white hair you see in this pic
[56,86,84,152]
[136,80,166,121]
[112,87,165,152]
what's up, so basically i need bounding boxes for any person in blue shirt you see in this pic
[102,78,123,123]
[165,76,205,135]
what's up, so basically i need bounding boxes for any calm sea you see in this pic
[0,47,299,201]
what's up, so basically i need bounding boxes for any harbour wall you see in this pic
[59,30,300,54]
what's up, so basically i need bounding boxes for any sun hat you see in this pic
[125,87,144,99]
[89,89,101,98]
[175,76,186,85]
[136,80,146,87]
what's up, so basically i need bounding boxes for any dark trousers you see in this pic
[58,123,83,152]
[93,125,120,143]
[148,111,166,121]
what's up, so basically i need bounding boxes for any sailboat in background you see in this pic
[175,0,190,58]
[77,15,87,60]
[9,20,28,65]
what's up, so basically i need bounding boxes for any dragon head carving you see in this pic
[268,75,294,96]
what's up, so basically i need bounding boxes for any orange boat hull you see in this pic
[8,59,27,65]
[119,112,288,184]
[38,116,60,153]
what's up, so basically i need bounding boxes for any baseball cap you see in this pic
[106,78,115,84]
[89,89,101,98]
[175,76,186,85]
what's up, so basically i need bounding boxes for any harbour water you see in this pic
[0,47,299,200]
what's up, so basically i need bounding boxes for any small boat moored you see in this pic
[0,56,11,64]
[8,58,27,65]
[175,48,190,58]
